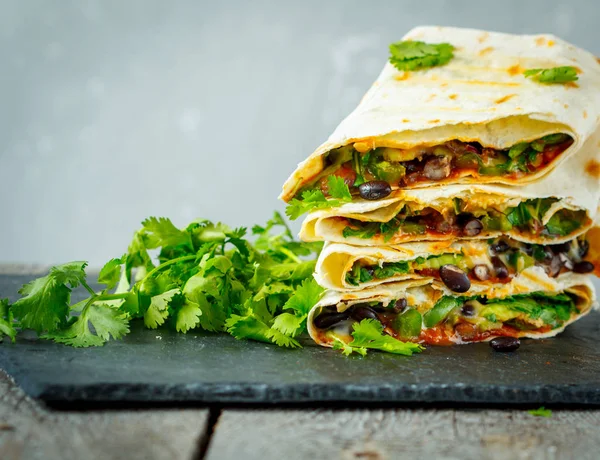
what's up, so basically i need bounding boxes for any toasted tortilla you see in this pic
[281,26,600,202]
[307,276,596,347]
[299,126,600,245]
[315,239,591,291]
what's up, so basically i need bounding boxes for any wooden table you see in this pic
[1,370,599,460]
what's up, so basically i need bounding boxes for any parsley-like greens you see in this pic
[346,319,424,356]
[528,406,552,417]
[389,40,455,71]
[1,212,325,349]
[285,176,353,220]
[524,66,578,84]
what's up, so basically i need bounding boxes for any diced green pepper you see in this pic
[479,164,509,175]
[401,222,426,235]
[424,297,462,328]
[394,308,423,339]
[368,151,406,183]
[454,153,481,170]
[531,140,546,152]
[482,212,513,232]
[541,133,570,144]
[508,142,529,159]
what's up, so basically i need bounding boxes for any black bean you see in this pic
[490,240,510,255]
[423,157,451,180]
[351,305,379,321]
[358,181,392,200]
[394,298,408,313]
[491,257,509,279]
[463,218,483,237]
[552,242,571,254]
[521,245,534,256]
[573,261,595,274]
[578,240,590,258]
[439,264,471,293]
[472,264,491,281]
[490,337,520,352]
[314,312,349,329]
[461,303,476,317]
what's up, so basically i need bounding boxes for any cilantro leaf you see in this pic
[332,337,367,356]
[0,298,16,343]
[142,217,193,250]
[98,256,125,290]
[389,40,454,71]
[144,288,181,329]
[271,312,306,337]
[281,278,324,316]
[528,406,552,417]
[349,319,424,356]
[524,66,578,84]
[46,303,129,348]
[11,261,88,333]
[285,180,352,221]
[327,175,352,200]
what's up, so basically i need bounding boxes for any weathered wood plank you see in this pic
[207,408,600,460]
[0,371,210,460]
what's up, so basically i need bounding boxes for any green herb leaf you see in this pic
[11,261,88,334]
[328,175,353,200]
[46,303,129,347]
[282,278,324,316]
[524,66,578,84]
[98,256,125,290]
[0,298,16,343]
[389,40,455,71]
[349,319,424,356]
[332,336,367,356]
[528,406,552,417]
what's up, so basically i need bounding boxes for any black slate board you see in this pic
[2,274,600,405]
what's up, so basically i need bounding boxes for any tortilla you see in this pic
[280,26,600,202]
[307,276,596,347]
[299,126,600,245]
[315,237,592,291]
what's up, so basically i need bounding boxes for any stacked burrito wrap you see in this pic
[281,27,600,351]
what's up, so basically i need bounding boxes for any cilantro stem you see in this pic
[81,280,97,297]
[96,293,131,301]
[141,255,197,287]
[279,247,302,264]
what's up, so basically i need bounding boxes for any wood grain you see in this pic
[207,408,600,460]
[0,371,210,460]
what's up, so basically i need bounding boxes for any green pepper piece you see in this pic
[508,252,535,272]
[424,296,462,328]
[481,212,513,232]
[395,308,423,339]
[478,164,509,175]
[353,150,366,186]
[531,140,546,152]
[541,133,569,144]
[401,222,426,234]
[454,153,481,169]
[508,142,529,159]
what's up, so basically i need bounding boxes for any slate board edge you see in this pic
[6,370,600,406]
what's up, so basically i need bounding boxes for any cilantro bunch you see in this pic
[0,212,325,348]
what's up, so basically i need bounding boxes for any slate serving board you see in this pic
[2,274,600,405]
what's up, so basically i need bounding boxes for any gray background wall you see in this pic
[0,0,598,266]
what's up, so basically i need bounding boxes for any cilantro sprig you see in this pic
[528,406,552,417]
[335,319,424,356]
[524,66,578,84]
[285,175,353,220]
[389,40,455,71]
[1,212,324,348]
